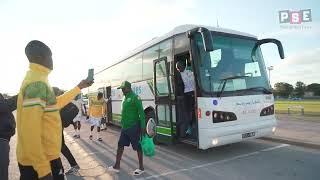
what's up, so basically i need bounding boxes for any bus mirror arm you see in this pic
[251,38,285,62]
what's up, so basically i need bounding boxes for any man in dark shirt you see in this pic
[0,93,17,180]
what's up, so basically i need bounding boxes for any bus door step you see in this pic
[179,138,197,146]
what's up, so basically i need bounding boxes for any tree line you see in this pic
[273,82,320,98]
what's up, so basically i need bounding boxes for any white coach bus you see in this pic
[88,25,284,150]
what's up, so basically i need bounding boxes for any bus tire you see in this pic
[145,110,160,145]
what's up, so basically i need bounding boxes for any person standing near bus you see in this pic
[176,60,195,136]
[108,81,146,176]
[53,87,81,176]
[17,40,92,180]
[100,97,110,131]
[88,92,106,141]
[0,94,17,180]
[72,94,86,138]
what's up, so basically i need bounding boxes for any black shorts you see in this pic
[118,123,141,151]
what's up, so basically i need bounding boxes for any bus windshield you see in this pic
[194,33,271,96]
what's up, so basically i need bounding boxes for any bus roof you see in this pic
[97,24,257,74]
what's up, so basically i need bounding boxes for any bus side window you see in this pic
[159,39,173,62]
[143,45,159,80]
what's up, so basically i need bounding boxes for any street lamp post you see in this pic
[267,66,274,86]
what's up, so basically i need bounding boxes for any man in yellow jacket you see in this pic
[88,92,106,141]
[17,40,92,180]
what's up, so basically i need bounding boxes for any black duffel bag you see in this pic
[60,102,79,128]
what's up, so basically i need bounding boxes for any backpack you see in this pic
[60,102,79,128]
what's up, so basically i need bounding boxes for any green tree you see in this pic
[307,83,320,96]
[274,82,294,98]
[2,93,10,98]
[294,81,306,97]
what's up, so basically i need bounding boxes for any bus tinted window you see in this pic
[109,64,123,87]
[143,45,159,80]
[174,34,189,55]
[98,70,111,86]
[159,39,173,62]
[122,53,143,83]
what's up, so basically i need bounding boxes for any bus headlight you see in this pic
[212,111,237,123]
[260,105,275,116]
[212,138,219,145]
[272,127,276,133]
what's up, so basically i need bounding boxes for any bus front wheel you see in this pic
[145,110,160,145]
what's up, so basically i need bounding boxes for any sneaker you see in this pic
[73,134,78,138]
[186,127,192,135]
[108,166,120,173]
[65,165,80,175]
[98,137,103,141]
[89,135,93,140]
[77,134,80,138]
[101,125,106,131]
[133,169,145,176]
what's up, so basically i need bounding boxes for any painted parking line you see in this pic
[260,144,290,152]
[137,144,290,180]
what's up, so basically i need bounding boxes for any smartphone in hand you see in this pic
[86,69,94,83]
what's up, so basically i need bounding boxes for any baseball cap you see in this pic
[117,81,131,89]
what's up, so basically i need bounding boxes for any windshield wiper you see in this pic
[217,75,249,97]
[245,87,273,94]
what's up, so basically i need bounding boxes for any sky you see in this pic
[0,0,319,95]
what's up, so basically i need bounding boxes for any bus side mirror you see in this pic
[188,27,214,52]
[251,38,285,62]
[199,27,214,52]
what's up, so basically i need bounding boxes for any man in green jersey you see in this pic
[108,81,146,176]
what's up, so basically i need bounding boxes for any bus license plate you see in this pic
[242,132,255,139]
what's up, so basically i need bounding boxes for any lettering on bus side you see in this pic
[132,86,142,95]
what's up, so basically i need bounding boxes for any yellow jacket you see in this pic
[16,63,80,177]
[89,97,106,118]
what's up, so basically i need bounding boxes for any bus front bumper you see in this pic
[198,118,277,150]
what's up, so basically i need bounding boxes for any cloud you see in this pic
[0,0,197,94]
[271,48,320,86]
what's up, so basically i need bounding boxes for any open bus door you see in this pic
[153,57,174,144]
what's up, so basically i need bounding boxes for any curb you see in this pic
[260,136,320,150]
